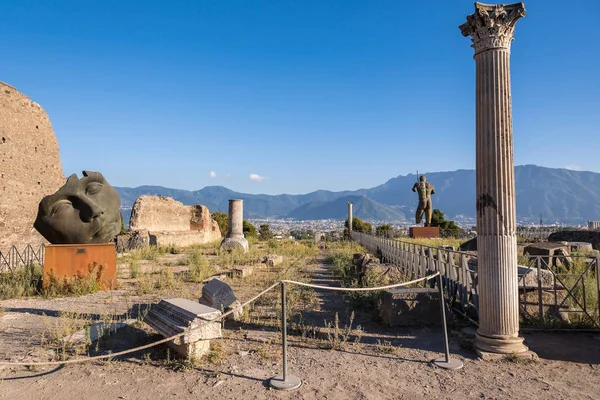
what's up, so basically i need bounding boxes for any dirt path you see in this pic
[296,254,352,328]
[1,329,599,400]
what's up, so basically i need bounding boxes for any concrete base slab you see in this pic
[269,375,302,391]
[431,357,464,370]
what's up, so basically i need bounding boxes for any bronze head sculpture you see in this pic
[34,171,122,244]
[411,175,435,227]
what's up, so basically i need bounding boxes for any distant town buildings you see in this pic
[589,221,600,230]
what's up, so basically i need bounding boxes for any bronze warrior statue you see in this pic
[34,171,122,244]
[412,175,435,227]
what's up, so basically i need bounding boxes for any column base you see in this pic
[220,237,249,253]
[475,332,537,360]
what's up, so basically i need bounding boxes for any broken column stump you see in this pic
[378,287,440,327]
[145,298,222,359]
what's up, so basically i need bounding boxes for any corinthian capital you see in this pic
[460,2,526,54]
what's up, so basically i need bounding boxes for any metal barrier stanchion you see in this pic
[269,281,302,390]
[432,274,464,370]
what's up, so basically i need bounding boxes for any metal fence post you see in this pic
[597,257,600,318]
[269,282,301,390]
[536,256,544,323]
[431,274,463,370]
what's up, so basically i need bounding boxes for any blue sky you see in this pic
[1,0,598,194]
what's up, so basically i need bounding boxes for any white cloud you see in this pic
[565,165,582,171]
[249,173,265,182]
[209,170,217,178]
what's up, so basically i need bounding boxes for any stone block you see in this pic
[148,230,221,247]
[378,287,440,327]
[227,300,244,321]
[549,230,600,250]
[517,265,563,290]
[200,279,244,321]
[168,339,211,360]
[200,279,237,311]
[264,254,283,268]
[145,298,222,357]
[525,243,573,268]
[566,242,594,253]
[115,229,150,253]
[233,265,254,278]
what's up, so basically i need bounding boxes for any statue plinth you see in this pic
[43,243,117,290]
[409,227,440,239]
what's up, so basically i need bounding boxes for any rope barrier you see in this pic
[0,272,442,367]
[282,272,439,291]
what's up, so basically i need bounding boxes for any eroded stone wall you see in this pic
[0,82,65,249]
[129,196,191,232]
[128,195,221,247]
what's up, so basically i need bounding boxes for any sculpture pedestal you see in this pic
[409,227,440,239]
[43,243,117,290]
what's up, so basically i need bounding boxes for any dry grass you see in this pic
[322,312,363,350]
[395,237,465,250]
[0,263,43,299]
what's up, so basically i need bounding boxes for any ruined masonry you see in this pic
[128,195,221,247]
[0,82,65,249]
[145,298,222,359]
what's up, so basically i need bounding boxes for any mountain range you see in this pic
[114,165,600,225]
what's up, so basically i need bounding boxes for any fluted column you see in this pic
[348,202,353,232]
[460,2,530,356]
[220,199,249,253]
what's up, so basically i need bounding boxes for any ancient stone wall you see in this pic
[548,230,600,250]
[128,195,221,247]
[129,196,191,232]
[0,82,65,249]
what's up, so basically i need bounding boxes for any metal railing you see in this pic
[518,254,600,329]
[350,231,479,320]
[349,232,600,329]
[0,244,45,272]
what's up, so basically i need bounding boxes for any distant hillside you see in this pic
[285,195,407,222]
[114,165,600,224]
